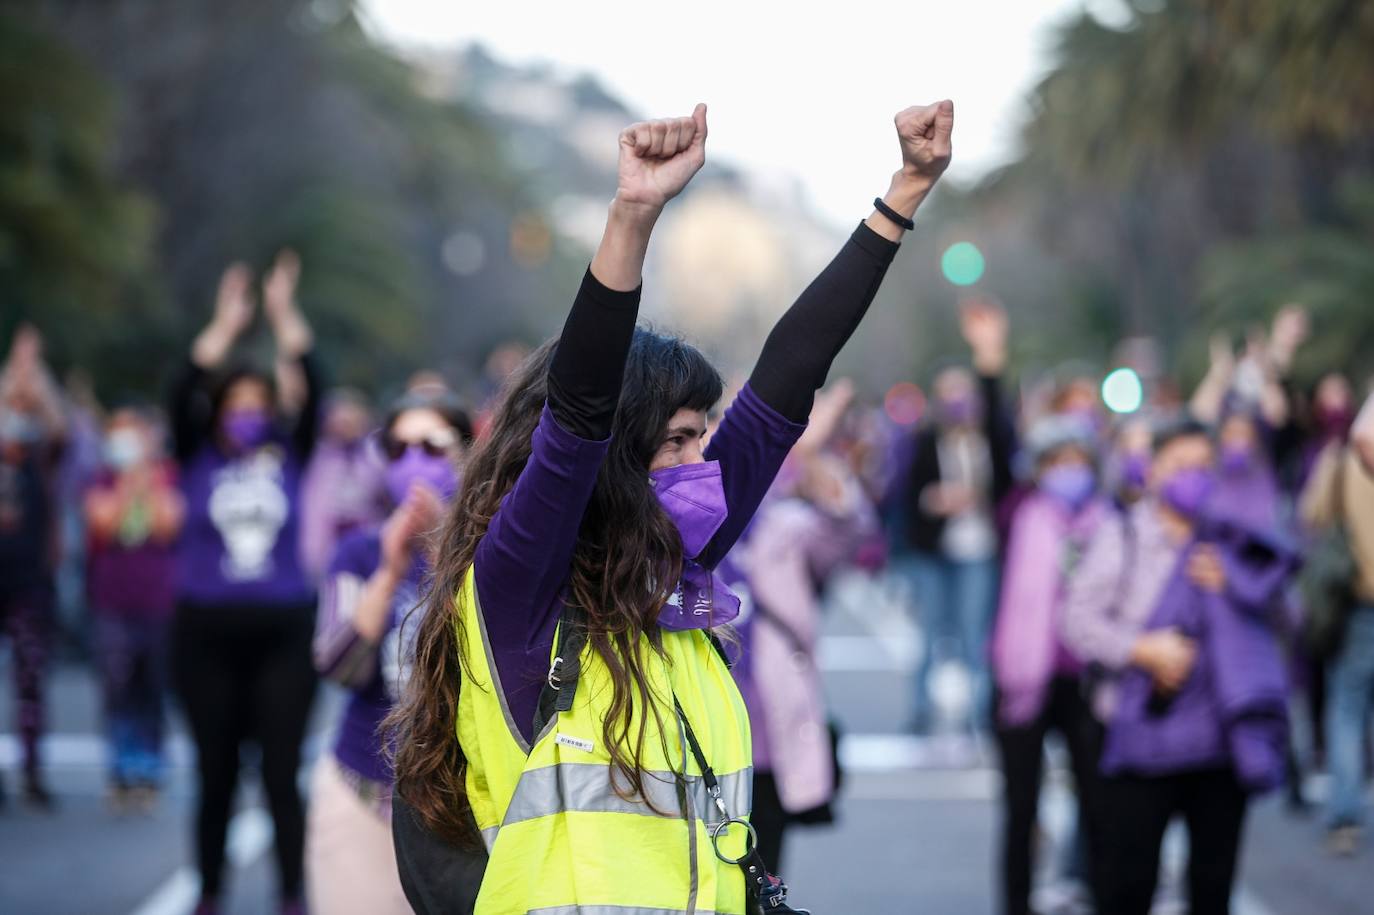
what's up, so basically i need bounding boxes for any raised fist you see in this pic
[960,298,1008,374]
[895,100,954,184]
[615,104,708,210]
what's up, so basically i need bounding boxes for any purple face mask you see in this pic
[1220,444,1254,476]
[650,460,739,631]
[939,395,978,427]
[649,460,728,559]
[385,446,459,505]
[222,409,272,452]
[1040,464,1097,510]
[1118,452,1150,490]
[1160,467,1216,518]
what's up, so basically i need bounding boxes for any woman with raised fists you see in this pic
[390,99,954,914]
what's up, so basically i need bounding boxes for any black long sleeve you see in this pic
[290,352,323,461]
[980,372,1018,507]
[170,359,213,463]
[748,222,900,422]
[169,352,322,462]
[546,269,642,441]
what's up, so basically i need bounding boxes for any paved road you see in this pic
[2,571,1371,913]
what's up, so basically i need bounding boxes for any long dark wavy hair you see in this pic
[387,329,724,843]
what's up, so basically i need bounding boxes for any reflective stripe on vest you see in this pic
[453,565,752,914]
[530,901,730,906]
[501,763,752,832]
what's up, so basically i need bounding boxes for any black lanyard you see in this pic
[671,696,799,911]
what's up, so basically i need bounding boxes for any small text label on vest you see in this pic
[555,733,595,754]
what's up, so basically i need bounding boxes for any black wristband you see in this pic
[872,197,915,232]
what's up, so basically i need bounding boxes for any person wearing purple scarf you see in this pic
[306,389,471,915]
[388,100,956,914]
[1062,418,1298,915]
[168,252,321,915]
[990,415,1110,915]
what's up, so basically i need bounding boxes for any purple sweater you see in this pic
[474,385,805,747]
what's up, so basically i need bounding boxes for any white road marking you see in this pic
[127,807,274,915]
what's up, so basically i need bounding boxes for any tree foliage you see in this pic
[10,0,585,398]
[860,0,1374,390]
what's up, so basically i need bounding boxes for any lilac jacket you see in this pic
[725,473,877,812]
[991,492,1111,727]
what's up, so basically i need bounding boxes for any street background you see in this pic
[3,572,1368,914]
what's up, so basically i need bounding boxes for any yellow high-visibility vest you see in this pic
[454,566,753,914]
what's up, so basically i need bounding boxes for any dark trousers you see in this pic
[751,770,789,874]
[173,602,317,901]
[95,614,170,785]
[994,677,1104,915]
[1099,767,1248,915]
[1,582,52,776]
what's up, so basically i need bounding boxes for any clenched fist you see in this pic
[894,100,954,185]
[614,104,708,211]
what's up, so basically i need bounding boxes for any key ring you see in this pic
[710,816,758,865]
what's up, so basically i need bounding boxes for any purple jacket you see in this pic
[1101,514,1298,792]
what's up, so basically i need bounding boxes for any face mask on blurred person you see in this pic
[938,396,977,428]
[221,409,272,452]
[1220,444,1255,476]
[385,446,459,505]
[1315,404,1354,438]
[0,407,42,445]
[1039,464,1097,510]
[105,429,145,470]
[1160,467,1216,518]
[1118,452,1150,490]
[1065,407,1104,439]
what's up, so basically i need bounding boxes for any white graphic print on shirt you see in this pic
[208,449,289,581]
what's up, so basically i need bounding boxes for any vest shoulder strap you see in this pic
[532,604,733,738]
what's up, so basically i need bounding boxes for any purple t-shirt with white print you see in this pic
[474,383,806,747]
[177,435,313,608]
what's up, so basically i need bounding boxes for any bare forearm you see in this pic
[1354,392,1374,474]
[589,198,660,291]
[353,566,400,643]
[864,172,934,243]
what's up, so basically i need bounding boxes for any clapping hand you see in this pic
[262,249,312,358]
[960,299,1009,376]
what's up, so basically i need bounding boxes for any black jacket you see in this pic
[901,372,1016,555]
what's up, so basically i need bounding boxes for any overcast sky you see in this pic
[361,0,1118,227]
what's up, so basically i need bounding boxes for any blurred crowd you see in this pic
[2,250,1372,915]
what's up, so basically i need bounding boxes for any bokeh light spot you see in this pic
[1102,367,1144,414]
[941,242,985,286]
[884,381,925,426]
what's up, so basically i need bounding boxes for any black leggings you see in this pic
[750,770,789,875]
[994,677,1105,915]
[1099,767,1248,915]
[173,602,317,901]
